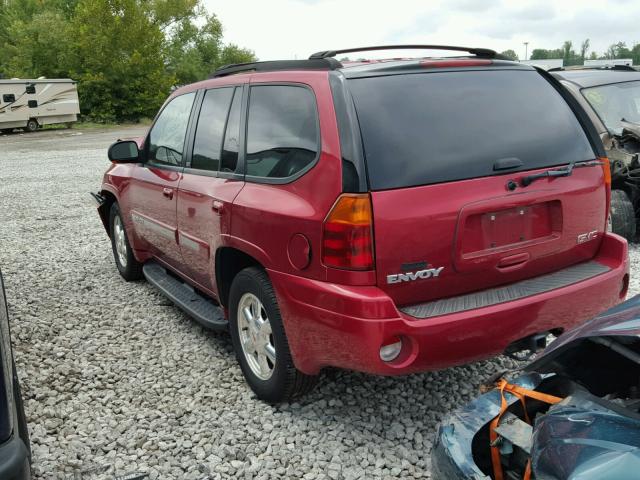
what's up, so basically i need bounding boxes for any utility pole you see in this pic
[523,42,529,61]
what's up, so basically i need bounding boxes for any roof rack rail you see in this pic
[210,58,343,78]
[309,45,501,60]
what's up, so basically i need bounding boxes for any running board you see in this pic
[143,262,227,330]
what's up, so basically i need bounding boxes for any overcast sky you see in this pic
[203,0,639,61]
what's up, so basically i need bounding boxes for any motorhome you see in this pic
[0,78,80,132]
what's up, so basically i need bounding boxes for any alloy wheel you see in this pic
[113,215,128,268]
[237,293,276,380]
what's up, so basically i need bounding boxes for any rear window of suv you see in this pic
[347,69,595,190]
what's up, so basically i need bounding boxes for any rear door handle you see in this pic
[162,187,174,199]
[212,200,224,213]
[497,252,530,272]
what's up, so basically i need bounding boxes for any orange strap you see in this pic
[489,379,563,480]
[523,460,532,480]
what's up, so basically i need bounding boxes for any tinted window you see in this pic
[246,85,318,178]
[348,70,595,190]
[583,81,640,135]
[192,88,234,171]
[148,92,195,166]
[220,89,242,173]
[2,94,15,103]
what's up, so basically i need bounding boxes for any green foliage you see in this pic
[0,0,256,121]
[606,41,632,60]
[500,49,518,61]
[529,39,640,66]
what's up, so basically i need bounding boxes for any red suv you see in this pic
[94,45,630,403]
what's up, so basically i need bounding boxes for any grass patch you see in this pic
[41,118,152,131]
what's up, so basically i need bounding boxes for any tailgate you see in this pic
[346,67,606,307]
[371,167,607,306]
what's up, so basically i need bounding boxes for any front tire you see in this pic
[25,119,38,132]
[610,189,636,242]
[109,203,143,281]
[229,267,317,403]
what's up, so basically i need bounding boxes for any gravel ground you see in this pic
[0,127,638,480]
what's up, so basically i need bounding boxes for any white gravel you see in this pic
[0,127,638,480]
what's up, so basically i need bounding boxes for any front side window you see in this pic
[147,92,195,166]
[192,87,235,171]
[246,85,318,179]
[583,81,640,135]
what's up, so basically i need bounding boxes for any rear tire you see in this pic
[229,267,318,403]
[13,364,30,458]
[610,189,636,242]
[109,203,143,281]
[25,119,38,132]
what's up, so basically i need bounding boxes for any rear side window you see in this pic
[246,85,318,179]
[192,87,234,171]
[148,92,195,166]
[348,70,595,190]
[220,88,242,173]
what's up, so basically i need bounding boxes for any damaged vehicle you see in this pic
[0,270,31,479]
[432,295,640,480]
[94,45,629,403]
[553,67,640,242]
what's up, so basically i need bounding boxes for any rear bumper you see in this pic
[270,233,629,376]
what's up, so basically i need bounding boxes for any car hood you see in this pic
[531,389,640,480]
[526,294,640,373]
[620,119,640,140]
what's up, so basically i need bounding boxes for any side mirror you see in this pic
[108,140,140,163]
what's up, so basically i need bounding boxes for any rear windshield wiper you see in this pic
[521,160,604,187]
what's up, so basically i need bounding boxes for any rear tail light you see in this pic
[322,194,374,270]
[601,157,612,228]
[600,157,611,185]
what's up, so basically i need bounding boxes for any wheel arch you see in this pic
[98,189,118,236]
[215,247,266,308]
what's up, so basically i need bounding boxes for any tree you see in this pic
[632,44,640,66]
[0,0,256,121]
[607,41,631,60]
[530,48,549,60]
[165,13,255,85]
[580,39,590,61]
[500,49,518,61]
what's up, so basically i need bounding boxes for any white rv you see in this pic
[0,78,80,132]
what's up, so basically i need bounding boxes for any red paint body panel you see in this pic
[98,64,630,379]
[177,175,244,292]
[372,166,607,307]
[271,233,628,375]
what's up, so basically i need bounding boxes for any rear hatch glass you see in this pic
[347,69,595,190]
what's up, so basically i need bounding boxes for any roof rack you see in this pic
[309,45,501,60]
[549,64,636,72]
[210,58,342,78]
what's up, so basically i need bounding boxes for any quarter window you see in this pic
[246,85,318,179]
[192,88,235,171]
[147,92,195,166]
